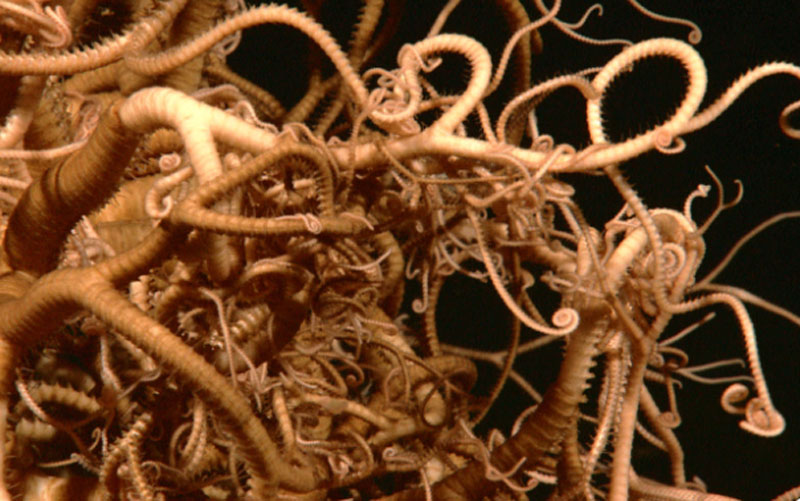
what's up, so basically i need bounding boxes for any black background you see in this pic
[228,2,800,499]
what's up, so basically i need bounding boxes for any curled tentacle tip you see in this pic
[741,397,786,436]
[739,409,786,438]
[551,307,579,333]
[657,411,681,429]
[145,196,173,219]
[158,152,182,172]
[720,382,749,414]
[779,100,800,139]
[653,128,686,154]
[721,386,785,436]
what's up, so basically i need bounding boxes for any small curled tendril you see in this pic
[144,167,192,219]
[656,411,681,429]
[625,0,702,45]
[542,180,576,199]
[779,100,800,139]
[541,271,578,294]
[561,4,603,30]
[397,44,442,73]
[551,307,579,332]
[301,213,323,234]
[660,242,687,279]
[532,134,555,152]
[144,195,171,220]
[683,183,711,223]
[158,152,182,173]
[720,383,785,437]
[275,214,323,234]
[741,398,786,437]
[411,273,429,313]
[653,128,686,154]
[720,382,748,415]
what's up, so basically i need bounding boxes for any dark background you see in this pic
[229,2,800,499]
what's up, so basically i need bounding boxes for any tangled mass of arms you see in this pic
[0,0,799,499]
